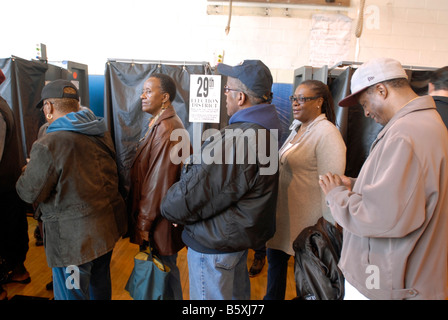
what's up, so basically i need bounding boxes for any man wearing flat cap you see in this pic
[319,57,448,300]
[162,60,282,299]
[16,79,127,300]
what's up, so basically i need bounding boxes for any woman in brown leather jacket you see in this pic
[127,73,187,300]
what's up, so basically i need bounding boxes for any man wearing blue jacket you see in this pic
[161,60,282,299]
[16,80,127,300]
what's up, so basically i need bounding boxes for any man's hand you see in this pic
[319,172,352,195]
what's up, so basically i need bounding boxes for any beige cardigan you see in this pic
[266,114,346,255]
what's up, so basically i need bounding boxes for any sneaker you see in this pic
[249,257,265,277]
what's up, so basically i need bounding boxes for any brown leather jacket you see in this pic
[128,105,186,256]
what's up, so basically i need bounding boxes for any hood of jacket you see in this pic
[229,103,282,133]
[46,109,107,136]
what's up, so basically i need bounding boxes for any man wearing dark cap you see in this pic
[162,60,282,299]
[16,79,127,300]
[319,57,448,300]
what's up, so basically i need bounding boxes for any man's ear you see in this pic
[376,83,388,99]
[43,101,53,115]
[237,92,246,106]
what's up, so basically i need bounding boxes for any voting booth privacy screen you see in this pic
[292,62,435,178]
[103,60,217,196]
[0,55,436,196]
[0,57,47,166]
[0,56,90,167]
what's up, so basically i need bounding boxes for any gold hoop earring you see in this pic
[46,114,53,120]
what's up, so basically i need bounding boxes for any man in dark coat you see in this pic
[428,66,448,128]
[161,60,282,300]
[0,69,30,300]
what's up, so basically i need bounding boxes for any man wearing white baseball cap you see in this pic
[319,57,448,300]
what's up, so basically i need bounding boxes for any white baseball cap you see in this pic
[339,57,408,107]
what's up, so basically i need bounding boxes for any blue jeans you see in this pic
[187,248,250,300]
[264,248,291,300]
[52,250,113,300]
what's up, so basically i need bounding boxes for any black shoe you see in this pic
[249,257,265,277]
[2,271,31,284]
[34,226,43,246]
[46,281,53,291]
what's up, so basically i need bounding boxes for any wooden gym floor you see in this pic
[2,217,297,300]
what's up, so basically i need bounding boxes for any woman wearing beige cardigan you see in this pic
[265,80,346,300]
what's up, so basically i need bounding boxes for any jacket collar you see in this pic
[289,113,327,132]
[152,104,176,127]
[133,104,177,160]
[373,95,436,148]
[433,95,448,104]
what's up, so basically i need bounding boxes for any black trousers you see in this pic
[0,190,29,273]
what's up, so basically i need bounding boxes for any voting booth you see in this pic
[293,61,437,177]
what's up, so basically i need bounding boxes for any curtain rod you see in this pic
[107,58,210,66]
[330,60,436,72]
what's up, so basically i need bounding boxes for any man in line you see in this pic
[428,66,448,128]
[16,80,127,300]
[0,69,30,300]
[319,57,448,300]
[161,60,282,299]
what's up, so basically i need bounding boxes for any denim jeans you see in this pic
[187,248,250,300]
[264,248,291,300]
[52,250,113,300]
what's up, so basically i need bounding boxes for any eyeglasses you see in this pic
[289,95,320,103]
[223,85,240,94]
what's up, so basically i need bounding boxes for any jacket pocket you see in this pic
[213,251,247,270]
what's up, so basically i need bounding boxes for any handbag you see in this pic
[125,243,172,300]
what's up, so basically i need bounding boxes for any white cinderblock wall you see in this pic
[1,0,447,84]
[205,0,448,83]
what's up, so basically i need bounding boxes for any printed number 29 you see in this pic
[197,77,209,98]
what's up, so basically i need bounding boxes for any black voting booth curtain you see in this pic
[104,61,214,196]
[329,67,383,178]
[0,57,47,166]
[328,65,434,178]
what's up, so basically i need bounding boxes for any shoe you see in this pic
[34,225,43,246]
[3,273,31,284]
[2,267,31,285]
[46,281,53,291]
[249,257,265,277]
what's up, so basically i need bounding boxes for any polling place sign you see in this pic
[189,75,221,123]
